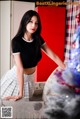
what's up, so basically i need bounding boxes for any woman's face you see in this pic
[26,16,38,34]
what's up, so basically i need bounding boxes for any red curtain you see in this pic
[35,6,66,82]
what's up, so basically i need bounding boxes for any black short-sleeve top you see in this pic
[12,36,45,68]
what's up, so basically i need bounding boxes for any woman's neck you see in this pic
[24,32,32,41]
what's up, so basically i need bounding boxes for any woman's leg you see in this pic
[24,72,36,98]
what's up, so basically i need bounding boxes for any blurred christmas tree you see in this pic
[62,24,80,87]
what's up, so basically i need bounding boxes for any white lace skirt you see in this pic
[1,66,35,99]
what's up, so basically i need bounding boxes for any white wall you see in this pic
[1,1,11,77]
[0,1,1,77]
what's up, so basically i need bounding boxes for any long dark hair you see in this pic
[14,10,42,38]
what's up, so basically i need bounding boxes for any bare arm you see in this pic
[41,43,65,69]
[14,54,24,96]
[5,54,24,101]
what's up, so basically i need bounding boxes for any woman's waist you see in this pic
[12,65,36,75]
[23,66,36,75]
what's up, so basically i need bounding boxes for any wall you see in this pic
[0,1,1,77]
[0,1,11,78]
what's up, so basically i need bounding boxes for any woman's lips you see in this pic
[31,29,35,31]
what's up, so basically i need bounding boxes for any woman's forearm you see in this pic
[44,47,65,69]
[16,68,24,96]
[52,54,65,69]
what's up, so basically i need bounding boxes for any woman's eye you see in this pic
[30,21,33,23]
[29,21,38,25]
[35,22,38,25]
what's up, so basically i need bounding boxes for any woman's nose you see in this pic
[32,23,35,27]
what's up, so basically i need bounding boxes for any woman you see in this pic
[1,10,65,101]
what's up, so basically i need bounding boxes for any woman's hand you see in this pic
[41,43,66,70]
[62,63,66,70]
[4,95,23,101]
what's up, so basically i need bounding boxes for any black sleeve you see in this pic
[11,38,21,53]
[40,36,45,47]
